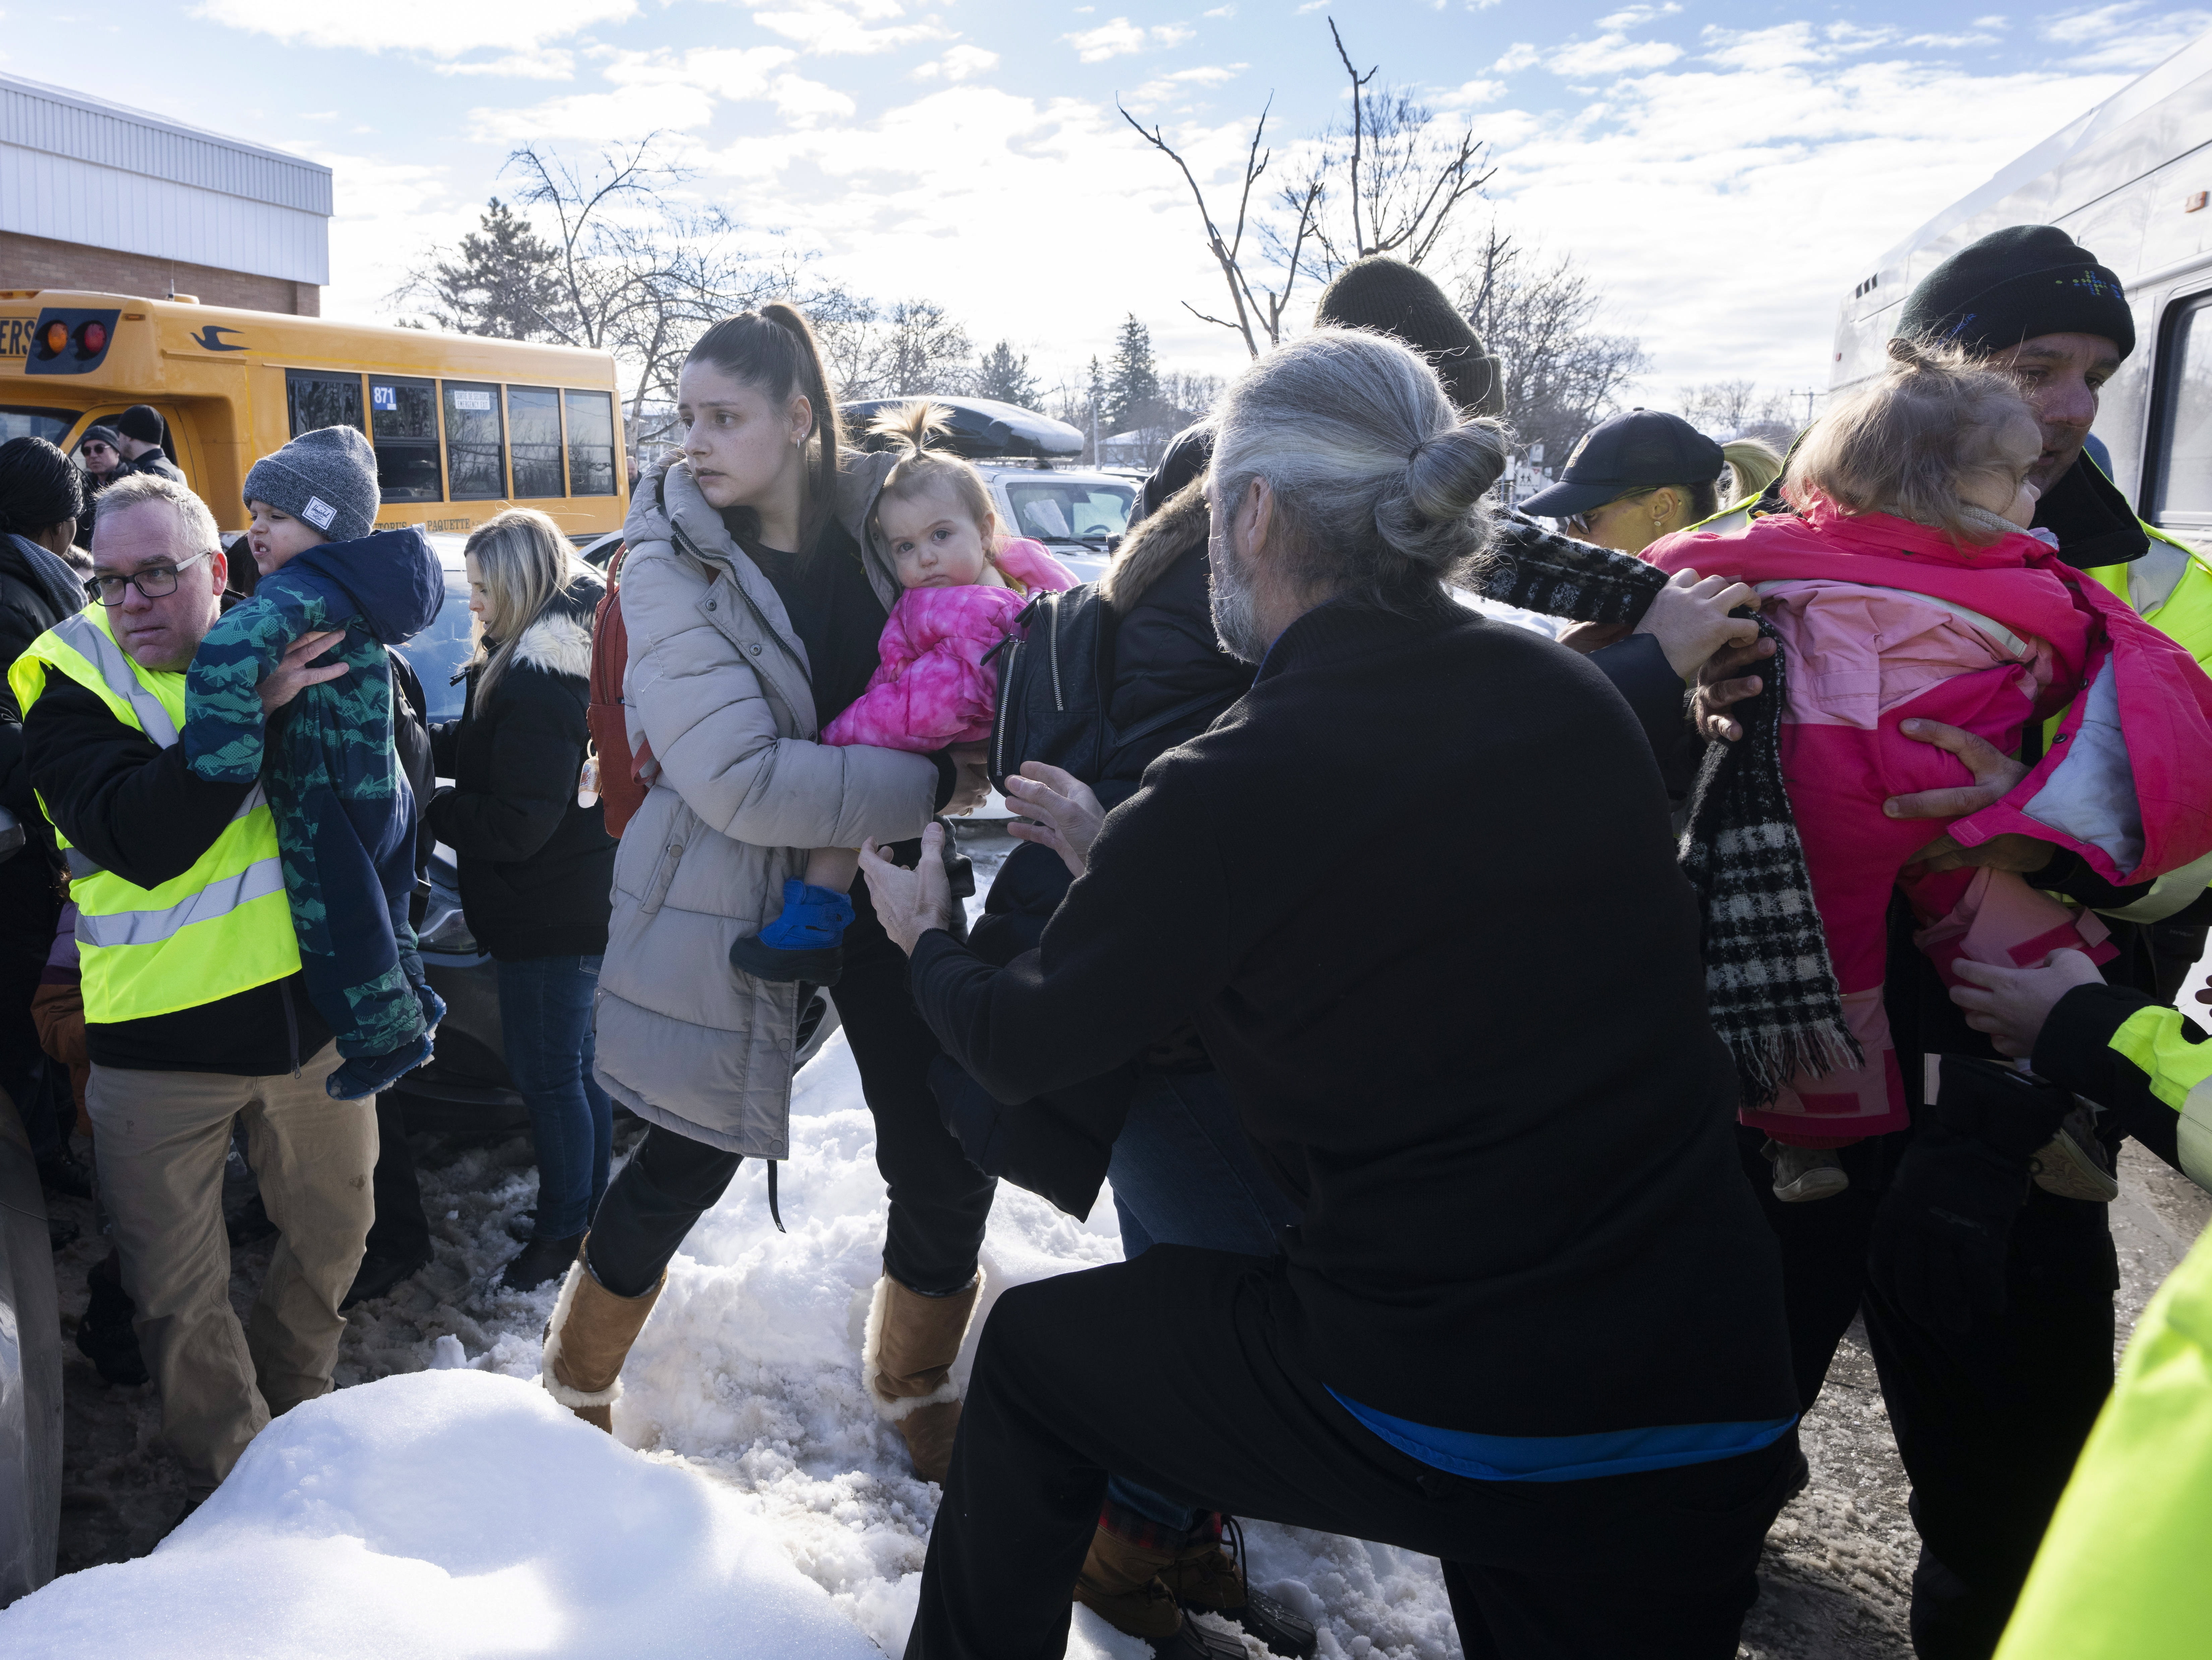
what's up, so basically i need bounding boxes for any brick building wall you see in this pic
[0,229,318,315]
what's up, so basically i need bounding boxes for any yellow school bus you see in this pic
[0,290,629,540]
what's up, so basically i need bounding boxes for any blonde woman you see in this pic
[426,509,616,1291]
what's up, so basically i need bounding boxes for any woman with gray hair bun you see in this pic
[863,326,1801,1660]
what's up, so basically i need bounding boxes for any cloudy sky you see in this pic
[6,1,2208,411]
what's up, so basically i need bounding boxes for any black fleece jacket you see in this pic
[426,576,615,961]
[24,676,330,1074]
[909,592,1796,1435]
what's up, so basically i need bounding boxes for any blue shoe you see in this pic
[729,879,854,985]
[326,1032,435,1101]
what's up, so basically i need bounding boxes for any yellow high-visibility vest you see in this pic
[9,605,298,1023]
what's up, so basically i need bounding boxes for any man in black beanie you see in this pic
[114,406,185,486]
[1895,224,2142,569]
[1312,255,1506,418]
[1705,223,2208,1660]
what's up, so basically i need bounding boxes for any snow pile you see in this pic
[0,1367,882,1659]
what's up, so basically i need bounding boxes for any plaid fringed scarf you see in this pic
[1474,511,1860,1105]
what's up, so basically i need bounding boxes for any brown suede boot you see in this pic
[862,1267,983,1483]
[1162,1521,1319,1659]
[1072,1525,1184,1641]
[538,1237,664,1433]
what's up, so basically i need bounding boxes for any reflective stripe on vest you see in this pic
[9,605,301,1023]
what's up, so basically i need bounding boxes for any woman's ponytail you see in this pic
[761,301,839,539]
[1720,437,1783,507]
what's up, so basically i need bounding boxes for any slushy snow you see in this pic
[0,993,1457,1658]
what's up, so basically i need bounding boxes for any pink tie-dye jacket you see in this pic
[819,538,1078,753]
[1648,504,2212,1141]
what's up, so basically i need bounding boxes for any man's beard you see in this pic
[1208,523,1268,664]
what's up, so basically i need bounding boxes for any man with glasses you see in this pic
[10,471,375,1518]
[72,425,126,553]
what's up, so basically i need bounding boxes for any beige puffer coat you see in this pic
[591,452,939,1156]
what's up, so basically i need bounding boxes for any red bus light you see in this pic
[80,321,107,354]
[42,321,68,355]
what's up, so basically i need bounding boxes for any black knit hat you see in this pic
[1894,225,2134,360]
[1518,409,1726,520]
[116,404,167,445]
[81,424,123,453]
[1314,256,1505,418]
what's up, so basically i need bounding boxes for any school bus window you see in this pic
[445,381,506,501]
[0,407,77,446]
[286,370,364,439]
[371,377,440,503]
[565,389,617,496]
[508,386,564,498]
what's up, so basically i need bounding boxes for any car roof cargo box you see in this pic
[843,396,1085,460]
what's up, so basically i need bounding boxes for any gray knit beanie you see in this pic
[243,425,380,544]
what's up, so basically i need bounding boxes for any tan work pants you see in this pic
[87,1044,376,1491]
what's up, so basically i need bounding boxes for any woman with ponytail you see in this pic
[537,303,998,1483]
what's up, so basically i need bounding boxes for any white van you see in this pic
[1831,30,2212,557]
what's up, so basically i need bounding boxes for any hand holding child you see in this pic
[1635,568,1762,683]
[257,629,347,715]
[1948,949,2106,1058]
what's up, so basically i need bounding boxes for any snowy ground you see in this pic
[12,827,2211,1658]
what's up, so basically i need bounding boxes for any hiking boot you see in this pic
[1764,1140,1849,1203]
[343,1244,433,1309]
[76,1251,149,1387]
[1074,1527,1184,1641]
[2030,1103,2119,1203]
[863,1267,983,1483]
[500,1231,587,1293]
[730,879,854,985]
[1164,1521,1318,1659]
[540,1237,664,1432]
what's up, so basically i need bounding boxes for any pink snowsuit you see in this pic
[1648,504,2212,1141]
[819,538,1077,753]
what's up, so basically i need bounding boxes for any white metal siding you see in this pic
[1,147,328,285]
[0,72,330,214]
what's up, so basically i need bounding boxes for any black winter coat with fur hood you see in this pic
[425,572,616,962]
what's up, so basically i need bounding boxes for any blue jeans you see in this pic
[1107,1069,1300,1260]
[1104,1068,1302,1534]
[496,954,614,1241]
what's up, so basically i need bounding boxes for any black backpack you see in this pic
[986,582,1237,791]
[984,584,1116,791]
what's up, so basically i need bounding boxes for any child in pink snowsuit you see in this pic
[730,403,1076,983]
[1648,339,2212,1202]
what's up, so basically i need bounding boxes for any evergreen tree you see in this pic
[974,340,1042,409]
[1105,315,1161,433]
[429,199,568,341]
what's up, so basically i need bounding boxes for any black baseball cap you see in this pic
[1520,409,1727,520]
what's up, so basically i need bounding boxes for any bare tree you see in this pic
[1278,20,1493,282]
[1679,380,1805,452]
[815,297,975,402]
[1120,97,1322,357]
[398,136,793,445]
[1459,226,1650,471]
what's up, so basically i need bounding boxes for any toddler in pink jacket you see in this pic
[1648,339,2212,1202]
[731,403,1075,983]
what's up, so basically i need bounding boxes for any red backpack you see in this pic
[588,543,654,837]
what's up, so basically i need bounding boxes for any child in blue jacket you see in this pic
[183,426,446,1099]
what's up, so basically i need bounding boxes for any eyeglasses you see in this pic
[91,550,213,606]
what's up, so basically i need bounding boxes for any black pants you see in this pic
[589,880,996,1300]
[1863,1188,2115,1660]
[1737,1131,2115,1660]
[907,1245,1796,1660]
[363,1094,431,1262]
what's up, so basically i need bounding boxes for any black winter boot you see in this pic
[500,1231,588,1293]
[76,1250,149,1386]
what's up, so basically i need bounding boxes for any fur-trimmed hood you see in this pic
[1103,476,1208,615]
[508,572,604,681]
